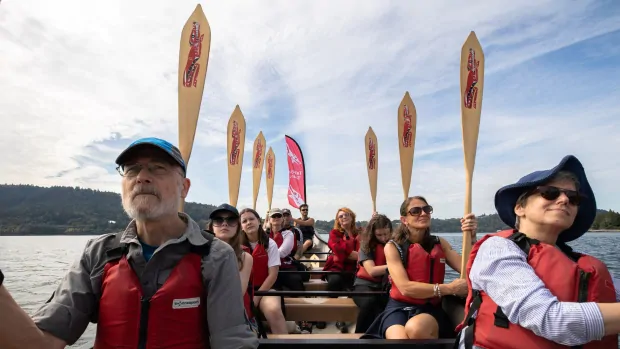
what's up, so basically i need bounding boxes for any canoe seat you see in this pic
[267,333,362,339]
[303,279,328,291]
[283,297,358,322]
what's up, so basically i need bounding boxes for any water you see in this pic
[1,232,619,348]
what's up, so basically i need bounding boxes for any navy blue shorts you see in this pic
[380,298,455,338]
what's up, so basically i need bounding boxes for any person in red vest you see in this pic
[239,208,288,334]
[455,155,620,349]
[207,204,256,334]
[0,137,258,349]
[322,206,362,333]
[352,213,392,333]
[363,196,477,340]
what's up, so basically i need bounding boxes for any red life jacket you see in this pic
[94,236,212,349]
[356,243,386,283]
[324,230,361,272]
[241,245,256,320]
[389,236,446,306]
[246,241,269,287]
[456,230,617,349]
[270,229,295,269]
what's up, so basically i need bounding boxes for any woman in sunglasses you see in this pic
[207,204,256,331]
[364,196,476,340]
[455,155,620,349]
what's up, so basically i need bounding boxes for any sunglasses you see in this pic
[408,205,433,216]
[301,209,308,212]
[212,217,238,226]
[283,213,291,217]
[338,213,350,219]
[532,186,583,206]
[271,214,283,219]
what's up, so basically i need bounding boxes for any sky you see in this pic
[1,0,619,222]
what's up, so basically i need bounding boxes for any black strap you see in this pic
[493,306,510,328]
[506,231,539,255]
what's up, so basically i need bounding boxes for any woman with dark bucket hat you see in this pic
[455,155,620,349]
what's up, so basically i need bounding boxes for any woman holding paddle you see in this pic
[456,156,620,349]
[352,213,392,333]
[240,208,289,335]
[364,196,477,340]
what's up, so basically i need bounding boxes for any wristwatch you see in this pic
[0,269,4,287]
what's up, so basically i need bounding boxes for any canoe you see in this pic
[262,228,466,347]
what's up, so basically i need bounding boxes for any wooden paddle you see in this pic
[177,4,211,211]
[365,127,378,213]
[459,31,484,278]
[252,131,266,210]
[227,105,246,207]
[397,92,417,200]
[265,146,275,210]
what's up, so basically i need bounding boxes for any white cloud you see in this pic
[1,0,619,224]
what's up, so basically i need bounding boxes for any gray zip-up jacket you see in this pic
[31,212,259,349]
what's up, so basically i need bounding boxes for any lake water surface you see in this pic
[1,232,619,348]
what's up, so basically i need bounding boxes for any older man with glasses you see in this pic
[0,137,258,349]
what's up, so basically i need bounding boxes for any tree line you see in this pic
[0,184,618,236]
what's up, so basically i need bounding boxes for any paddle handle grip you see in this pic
[460,175,473,279]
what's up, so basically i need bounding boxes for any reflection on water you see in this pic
[1,232,619,348]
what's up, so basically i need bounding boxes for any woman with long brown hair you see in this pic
[352,213,392,333]
[322,207,361,333]
[207,204,255,331]
[364,196,477,340]
[239,207,288,335]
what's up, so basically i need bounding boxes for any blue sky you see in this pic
[1,0,619,221]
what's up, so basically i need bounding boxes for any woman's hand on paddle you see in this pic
[448,278,468,297]
[460,213,478,241]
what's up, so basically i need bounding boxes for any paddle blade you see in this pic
[178,4,211,167]
[252,131,266,209]
[265,147,275,210]
[397,92,417,200]
[177,4,211,211]
[227,105,246,207]
[365,127,378,212]
[460,31,484,213]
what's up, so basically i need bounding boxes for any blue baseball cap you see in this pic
[115,137,186,173]
[494,155,596,243]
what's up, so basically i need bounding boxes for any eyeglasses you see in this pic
[212,217,239,227]
[117,162,174,177]
[532,186,583,206]
[408,205,433,216]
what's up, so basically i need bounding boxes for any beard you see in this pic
[122,183,180,221]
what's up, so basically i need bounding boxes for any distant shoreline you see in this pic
[3,229,620,237]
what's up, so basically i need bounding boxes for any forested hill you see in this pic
[0,184,618,236]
